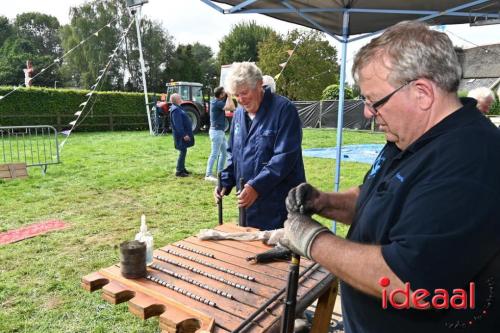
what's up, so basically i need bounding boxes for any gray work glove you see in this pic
[286,183,321,216]
[280,213,330,260]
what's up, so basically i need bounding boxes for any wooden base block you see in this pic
[102,281,135,304]
[81,272,109,292]
[0,163,28,180]
[128,293,166,320]
[159,307,202,333]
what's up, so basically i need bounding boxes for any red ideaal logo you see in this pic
[379,277,475,310]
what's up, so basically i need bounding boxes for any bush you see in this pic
[321,84,353,100]
[0,86,155,131]
[489,99,500,115]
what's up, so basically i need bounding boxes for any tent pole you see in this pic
[133,7,153,135]
[332,10,349,233]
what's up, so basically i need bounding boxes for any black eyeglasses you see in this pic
[361,80,415,116]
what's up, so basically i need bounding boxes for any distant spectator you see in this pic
[468,87,495,114]
[170,93,194,177]
[204,86,235,182]
[154,94,168,135]
[262,75,276,93]
[23,60,33,87]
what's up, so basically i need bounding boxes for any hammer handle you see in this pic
[239,178,247,227]
[217,172,223,225]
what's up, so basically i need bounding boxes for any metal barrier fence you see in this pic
[0,125,60,174]
[294,99,375,130]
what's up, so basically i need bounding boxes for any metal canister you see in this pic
[119,240,147,279]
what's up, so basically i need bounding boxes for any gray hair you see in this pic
[262,75,276,93]
[352,21,462,92]
[224,62,263,94]
[468,87,495,101]
[170,93,181,104]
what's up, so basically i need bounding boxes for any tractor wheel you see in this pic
[183,104,201,133]
[224,117,232,132]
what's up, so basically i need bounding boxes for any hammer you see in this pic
[281,253,301,333]
[239,178,247,227]
[217,172,223,225]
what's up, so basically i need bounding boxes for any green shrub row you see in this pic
[0,86,155,131]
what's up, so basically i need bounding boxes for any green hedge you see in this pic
[0,86,155,131]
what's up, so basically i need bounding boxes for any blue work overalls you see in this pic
[221,88,305,230]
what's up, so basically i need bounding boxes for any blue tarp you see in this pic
[303,144,384,164]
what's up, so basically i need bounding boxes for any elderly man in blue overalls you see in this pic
[214,62,305,231]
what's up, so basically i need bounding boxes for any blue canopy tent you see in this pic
[200,0,500,232]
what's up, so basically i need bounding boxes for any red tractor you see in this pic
[153,81,233,134]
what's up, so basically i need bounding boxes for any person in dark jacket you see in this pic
[170,93,194,177]
[214,62,305,231]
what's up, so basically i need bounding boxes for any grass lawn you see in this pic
[0,128,384,333]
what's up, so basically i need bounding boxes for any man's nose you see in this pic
[363,105,375,119]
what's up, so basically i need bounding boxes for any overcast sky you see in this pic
[2,0,499,82]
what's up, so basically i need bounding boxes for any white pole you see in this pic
[332,11,350,234]
[133,7,153,135]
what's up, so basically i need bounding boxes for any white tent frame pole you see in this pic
[134,8,153,135]
[201,0,499,232]
[331,10,349,233]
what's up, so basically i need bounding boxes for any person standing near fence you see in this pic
[170,93,194,177]
[204,86,235,182]
[467,87,495,114]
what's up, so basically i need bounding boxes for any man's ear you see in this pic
[413,79,434,111]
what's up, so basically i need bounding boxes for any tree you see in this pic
[59,0,175,91]
[218,21,278,65]
[321,84,354,100]
[166,44,201,83]
[258,29,338,100]
[0,16,13,49]
[165,42,217,89]
[0,38,35,85]
[125,19,175,92]
[60,0,127,90]
[14,12,61,55]
[191,43,218,89]
[0,13,62,87]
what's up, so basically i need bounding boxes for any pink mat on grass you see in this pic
[0,220,68,245]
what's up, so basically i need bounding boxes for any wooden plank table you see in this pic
[82,224,338,333]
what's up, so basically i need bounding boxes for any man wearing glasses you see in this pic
[281,21,500,332]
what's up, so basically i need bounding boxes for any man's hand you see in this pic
[280,213,330,260]
[286,183,321,216]
[214,186,226,203]
[183,135,191,142]
[237,184,258,208]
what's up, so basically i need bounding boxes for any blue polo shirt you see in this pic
[342,98,500,332]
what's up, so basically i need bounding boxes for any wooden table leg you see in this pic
[310,279,339,333]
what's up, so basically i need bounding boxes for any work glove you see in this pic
[286,183,321,216]
[279,213,330,260]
